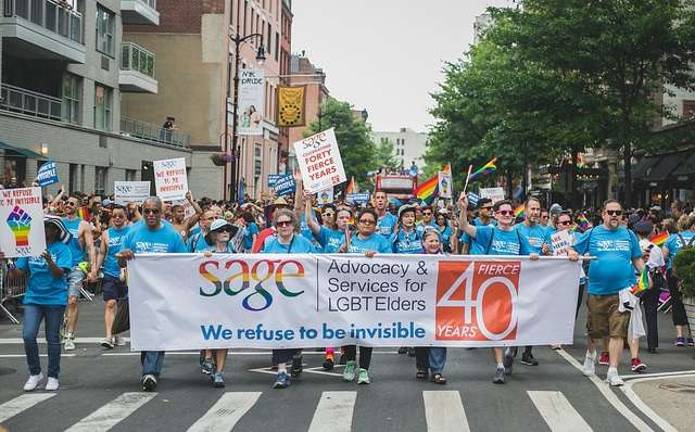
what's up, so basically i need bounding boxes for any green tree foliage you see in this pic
[304,97,377,186]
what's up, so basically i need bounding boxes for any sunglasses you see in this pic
[359,219,376,225]
[606,210,622,216]
[481,206,493,211]
[497,210,514,216]
[422,212,432,216]
[65,201,77,207]
[558,220,572,226]
[143,208,161,215]
[216,227,234,233]
[276,220,293,227]
[323,212,335,217]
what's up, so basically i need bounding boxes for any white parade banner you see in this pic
[153,158,188,201]
[0,187,46,257]
[479,187,505,204]
[114,181,151,204]
[293,128,347,194]
[238,68,265,136]
[128,254,581,351]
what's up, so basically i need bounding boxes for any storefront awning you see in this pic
[0,140,45,159]
[672,152,695,178]
[631,156,662,179]
[644,152,686,182]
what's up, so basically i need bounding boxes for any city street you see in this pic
[1,299,694,431]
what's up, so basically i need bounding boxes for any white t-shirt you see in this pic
[639,238,665,269]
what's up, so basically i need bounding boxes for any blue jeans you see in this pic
[140,351,165,377]
[23,304,65,378]
[429,347,446,374]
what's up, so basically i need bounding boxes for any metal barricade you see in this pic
[0,263,28,324]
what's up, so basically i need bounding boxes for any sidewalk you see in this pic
[628,375,695,431]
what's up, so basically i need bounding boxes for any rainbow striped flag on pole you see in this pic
[415,174,438,202]
[649,231,669,247]
[630,267,651,297]
[468,158,497,182]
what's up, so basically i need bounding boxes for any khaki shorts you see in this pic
[586,294,629,339]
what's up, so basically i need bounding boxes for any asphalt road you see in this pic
[1,298,694,432]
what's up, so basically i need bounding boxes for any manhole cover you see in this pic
[0,367,17,376]
[658,383,695,394]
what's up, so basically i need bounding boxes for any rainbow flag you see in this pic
[415,174,438,202]
[650,231,669,247]
[631,267,651,297]
[468,158,497,182]
[514,204,525,218]
[77,207,90,221]
[577,214,591,232]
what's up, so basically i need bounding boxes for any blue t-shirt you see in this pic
[461,217,496,255]
[62,217,84,266]
[573,225,642,295]
[377,212,397,238]
[515,223,550,254]
[122,222,187,254]
[436,224,453,252]
[393,228,424,254]
[243,222,259,250]
[17,242,72,306]
[664,230,695,270]
[415,220,437,236]
[348,233,392,254]
[316,226,346,254]
[261,233,316,253]
[187,231,209,253]
[102,226,130,278]
[473,225,532,256]
[200,243,237,253]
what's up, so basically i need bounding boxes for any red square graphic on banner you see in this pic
[435,260,520,342]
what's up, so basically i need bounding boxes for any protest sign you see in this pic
[438,171,452,198]
[551,230,573,256]
[153,158,188,201]
[317,188,334,205]
[114,181,151,204]
[268,174,295,196]
[346,193,370,205]
[36,162,59,187]
[238,68,265,136]
[293,128,347,194]
[128,254,580,350]
[479,187,505,204]
[0,187,46,257]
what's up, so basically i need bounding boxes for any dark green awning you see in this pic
[0,140,45,159]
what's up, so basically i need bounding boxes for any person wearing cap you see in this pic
[198,219,239,387]
[393,204,424,254]
[2,216,73,391]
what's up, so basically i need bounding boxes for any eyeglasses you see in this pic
[422,212,432,216]
[541,215,549,219]
[65,201,77,207]
[497,210,514,216]
[359,219,376,225]
[606,210,623,216]
[558,220,572,226]
[276,220,292,227]
[143,208,161,215]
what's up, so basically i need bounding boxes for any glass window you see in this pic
[94,84,113,131]
[95,166,107,195]
[96,5,115,57]
[125,169,137,181]
[62,74,81,125]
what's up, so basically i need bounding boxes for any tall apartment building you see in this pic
[0,0,192,195]
[372,128,428,171]
[122,0,292,199]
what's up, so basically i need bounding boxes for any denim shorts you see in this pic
[67,267,85,298]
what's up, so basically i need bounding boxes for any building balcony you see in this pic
[0,82,62,121]
[0,0,85,63]
[119,42,158,94]
[120,116,190,149]
[120,0,159,25]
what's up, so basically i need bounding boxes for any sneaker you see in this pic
[273,371,290,389]
[114,335,127,346]
[397,346,408,354]
[45,377,59,391]
[521,352,539,366]
[141,374,157,392]
[290,354,303,377]
[343,360,357,382]
[631,358,647,373]
[551,344,562,350]
[101,337,114,350]
[503,348,514,375]
[606,370,624,387]
[688,337,695,347]
[64,336,75,351]
[357,368,370,385]
[23,373,44,391]
[598,351,609,366]
[582,351,596,377]
[201,360,214,376]
[675,337,686,347]
[493,367,506,384]
[212,372,225,388]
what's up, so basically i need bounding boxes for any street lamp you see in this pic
[223,25,266,201]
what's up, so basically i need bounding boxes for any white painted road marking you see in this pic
[620,374,693,432]
[423,390,470,432]
[308,391,357,432]
[65,392,157,432]
[528,391,592,432]
[0,393,56,423]
[187,392,262,432]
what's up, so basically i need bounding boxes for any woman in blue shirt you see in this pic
[662,214,695,347]
[435,211,453,253]
[393,204,424,254]
[5,216,72,392]
[261,208,315,389]
[306,201,348,254]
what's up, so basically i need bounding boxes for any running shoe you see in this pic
[675,336,686,347]
[141,374,157,392]
[273,371,290,389]
[23,373,44,392]
[606,370,624,387]
[521,352,539,366]
[493,367,505,384]
[598,351,609,365]
[45,377,59,392]
[343,360,356,382]
[101,337,114,350]
[201,360,214,375]
[503,348,514,375]
[212,372,225,388]
[114,335,126,346]
[630,358,647,373]
[64,336,75,351]
[582,351,596,377]
[687,337,695,347]
[357,368,370,385]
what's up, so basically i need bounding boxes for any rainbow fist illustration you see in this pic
[6,205,32,247]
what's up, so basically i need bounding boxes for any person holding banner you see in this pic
[457,193,539,384]
[260,208,316,389]
[393,204,424,254]
[118,197,187,392]
[2,216,72,391]
[457,198,495,255]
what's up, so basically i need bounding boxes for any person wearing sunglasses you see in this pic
[261,208,316,389]
[457,193,540,384]
[118,197,188,392]
[570,199,645,386]
[416,205,436,235]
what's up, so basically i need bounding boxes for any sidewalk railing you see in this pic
[0,82,63,121]
[121,42,155,79]
[120,116,191,148]
[3,0,83,44]
[0,265,27,324]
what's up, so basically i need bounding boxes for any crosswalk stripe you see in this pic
[186,392,262,432]
[528,391,592,432]
[65,392,157,432]
[308,391,357,432]
[0,393,56,423]
[423,390,470,432]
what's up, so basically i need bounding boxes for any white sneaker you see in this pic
[64,337,75,351]
[23,373,44,391]
[582,351,596,377]
[114,335,126,346]
[45,377,59,391]
[606,370,624,386]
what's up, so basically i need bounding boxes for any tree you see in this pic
[304,97,377,186]
[374,138,400,171]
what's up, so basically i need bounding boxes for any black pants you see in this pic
[668,270,689,327]
[415,347,429,370]
[272,348,300,365]
[641,287,659,349]
[343,345,372,370]
[576,283,586,318]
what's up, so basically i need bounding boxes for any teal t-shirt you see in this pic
[102,226,130,278]
[514,223,550,254]
[123,222,187,254]
[473,225,532,256]
[17,242,72,306]
[348,233,392,254]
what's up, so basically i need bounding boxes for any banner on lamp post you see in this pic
[238,69,265,136]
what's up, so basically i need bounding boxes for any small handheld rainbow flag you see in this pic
[577,214,591,232]
[514,204,525,218]
[630,267,651,297]
[650,231,669,247]
[414,174,438,202]
[468,158,497,182]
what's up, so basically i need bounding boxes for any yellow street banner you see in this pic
[277,85,307,127]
